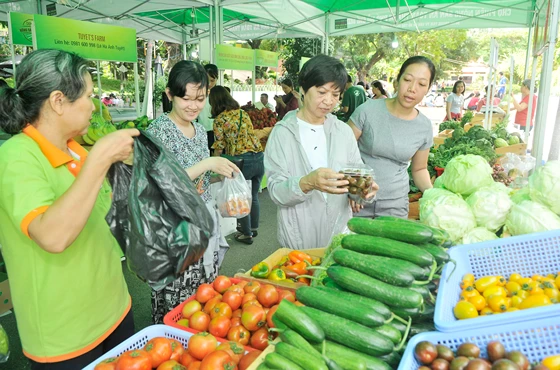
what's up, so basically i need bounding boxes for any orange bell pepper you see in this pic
[288,251,313,264]
[288,261,308,276]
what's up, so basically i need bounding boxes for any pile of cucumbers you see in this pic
[260,217,452,370]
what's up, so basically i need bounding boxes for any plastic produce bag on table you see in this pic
[216,171,252,218]
[106,132,214,291]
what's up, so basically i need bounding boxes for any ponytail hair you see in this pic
[0,49,89,134]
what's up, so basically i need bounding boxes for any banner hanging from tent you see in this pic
[8,12,33,46]
[215,44,255,71]
[255,49,279,68]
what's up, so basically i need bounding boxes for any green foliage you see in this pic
[439,121,462,132]
[279,38,321,88]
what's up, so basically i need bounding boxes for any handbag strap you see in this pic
[195,171,207,195]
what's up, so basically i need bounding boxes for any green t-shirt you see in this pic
[341,86,367,122]
[0,129,130,362]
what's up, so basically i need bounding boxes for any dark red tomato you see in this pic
[189,311,210,332]
[115,350,152,370]
[144,337,172,368]
[196,283,217,303]
[266,305,279,328]
[213,276,232,294]
[156,360,187,370]
[217,341,245,364]
[187,332,218,361]
[94,357,118,370]
[199,350,236,370]
[241,305,266,331]
[238,351,262,370]
[211,302,233,319]
[277,290,295,303]
[169,339,185,361]
[222,291,243,311]
[227,325,251,346]
[243,281,261,295]
[208,315,231,338]
[250,327,270,351]
[257,285,279,308]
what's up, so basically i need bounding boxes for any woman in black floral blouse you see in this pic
[146,61,239,324]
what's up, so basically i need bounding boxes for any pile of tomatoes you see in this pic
[175,276,298,350]
[94,333,261,370]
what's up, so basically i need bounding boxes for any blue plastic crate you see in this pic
[434,229,560,333]
[398,316,560,370]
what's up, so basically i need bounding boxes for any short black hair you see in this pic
[167,61,208,98]
[347,75,353,83]
[281,78,293,88]
[261,93,268,98]
[204,63,218,79]
[397,56,436,87]
[452,80,465,95]
[356,81,365,87]
[298,54,347,94]
[372,80,387,97]
[209,85,239,118]
[224,86,231,93]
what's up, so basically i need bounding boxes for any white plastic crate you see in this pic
[434,229,560,332]
[83,325,195,370]
[398,316,560,370]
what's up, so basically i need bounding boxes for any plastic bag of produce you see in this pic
[106,132,214,290]
[504,200,560,236]
[466,184,512,232]
[528,160,560,215]
[216,171,252,218]
[441,154,494,197]
[462,227,499,244]
[0,324,9,363]
[420,188,476,243]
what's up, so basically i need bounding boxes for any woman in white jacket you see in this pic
[264,55,379,250]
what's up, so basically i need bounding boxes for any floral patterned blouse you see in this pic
[147,114,212,203]
[212,109,263,156]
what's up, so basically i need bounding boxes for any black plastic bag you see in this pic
[106,131,214,291]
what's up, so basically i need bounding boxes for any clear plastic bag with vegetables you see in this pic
[339,164,376,205]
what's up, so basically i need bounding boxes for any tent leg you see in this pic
[10,43,17,88]
[252,66,256,105]
[96,61,103,113]
[324,13,330,55]
[209,5,214,63]
[134,63,140,117]
[523,21,533,80]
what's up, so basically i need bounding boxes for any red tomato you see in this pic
[230,317,242,328]
[227,325,251,346]
[232,309,242,318]
[187,361,201,370]
[227,284,245,296]
[250,327,270,351]
[94,357,118,370]
[241,293,257,305]
[238,351,262,370]
[237,281,248,289]
[241,305,266,331]
[217,341,245,364]
[144,337,172,368]
[189,311,210,332]
[179,352,195,367]
[257,285,279,308]
[211,302,233,319]
[277,290,295,303]
[200,350,236,370]
[187,332,218,361]
[203,296,222,314]
[208,315,231,338]
[213,276,232,294]
[222,291,243,311]
[169,339,185,361]
[266,305,279,328]
[115,350,152,370]
[242,300,262,311]
[182,300,202,319]
[243,281,261,295]
[196,284,217,303]
[157,360,187,370]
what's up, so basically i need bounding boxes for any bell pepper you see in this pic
[268,268,287,281]
[251,262,270,279]
[288,251,313,264]
[281,265,299,279]
[297,277,311,285]
[542,355,560,370]
[273,255,290,270]
[311,257,322,266]
[288,261,308,276]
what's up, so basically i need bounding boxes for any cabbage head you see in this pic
[420,188,477,243]
[528,161,560,215]
[466,186,513,232]
[504,200,560,236]
[441,154,494,196]
[510,187,531,204]
[462,227,499,245]
[433,176,446,189]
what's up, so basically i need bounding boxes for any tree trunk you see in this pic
[247,39,262,49]
[548,98,560,160]
[357,71,367,83]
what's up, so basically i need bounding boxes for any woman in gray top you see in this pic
[348,56,436,218]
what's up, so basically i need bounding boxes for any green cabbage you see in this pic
[462,227,499,245]
[433,176,446,189]
[420,188,477,243]
[510,187,531,204]
[466,185,513,232]
[504,200,560,236]
[441,155,494,197]
[528,161,560,215]
[494,138,509,148]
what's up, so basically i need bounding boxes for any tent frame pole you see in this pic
[96,60,103,114]
[134,62,141,117]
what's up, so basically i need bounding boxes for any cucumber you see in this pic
[313,340,391,370]
[348,217,433,244]
[324,357,345,370]
[388,320,407,335]
[271,316,288,331]
[275,341,328,370]
[323,277,344,290]
[378,351,402,368]
[274,300,325,343]
[265,352,304,370]
[342,234,434,268]
[387,306,421,320]
[389,303,435,322]
[300,306,394,357]
[375,216,450,246]
[327,266,424,309]
[296,287,386,328]
[372,324,402,345]
[334,255,430,280]
[257,363,275,370]
[408,284,431,301]
[315,287,393,320]
[279,329,323,360]
[416,243,450,265]
[409,322,436,337]
[333,249,416,287]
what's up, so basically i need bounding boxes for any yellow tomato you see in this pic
[463,273,475,283]
[518,294,552,309]
[529,281,545,295]
[483,286,507,299]
[546,274,556,280]
[454,301,479,319]
[556,275,560,289]
[544,288,560,300]
[511,296,524,307]
[480,307,494,315]
[517,290,530,300]
[532,274,545,282]
[520,282,532,292]
[475,276,500,293]
[488,295,510,312]
[496,276,506,286]
[468,295,487,311]
[460,286,480,299]
[460,280,474,290]
[509,273,522,282]
[506,307,519,313]
[518,277,533,285]
[505,281,521,296]
[542,355,560,370]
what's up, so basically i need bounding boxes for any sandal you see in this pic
[236,227,258,238]
[234,233,253,245]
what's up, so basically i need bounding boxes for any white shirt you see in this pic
[446,93,465,114]
[255,101,273,111]
[298,118,328,199]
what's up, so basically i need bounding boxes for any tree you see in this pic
[279,38,322,87]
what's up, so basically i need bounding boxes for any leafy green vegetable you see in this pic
[441,155,494,197]
[466,184,512,232]
[505,200,560,236]
[462,227,498,244]
[528,160,560,214]
[311,234,345,287]
[439,120,462,132]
